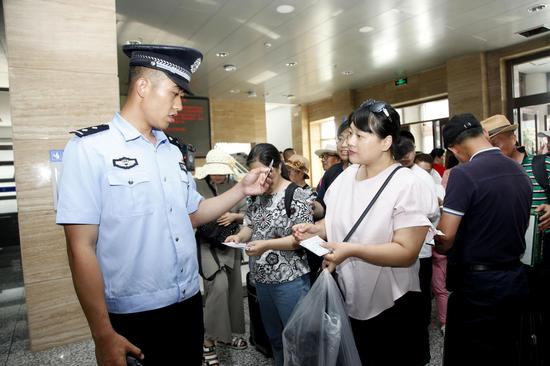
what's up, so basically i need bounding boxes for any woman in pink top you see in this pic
[294,100,434,366]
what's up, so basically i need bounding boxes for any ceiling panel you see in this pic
[115,0,550,102]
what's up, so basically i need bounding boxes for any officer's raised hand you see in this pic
[94,329,143,366]
[238,167,272,196]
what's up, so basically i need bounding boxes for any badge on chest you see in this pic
[113,157,139,169]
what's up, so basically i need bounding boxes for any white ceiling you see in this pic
[115,0,550,104]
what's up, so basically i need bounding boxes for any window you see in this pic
[309,117,336,187]
[395,98,449,152]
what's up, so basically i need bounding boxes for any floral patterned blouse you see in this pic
[245,185,313,284]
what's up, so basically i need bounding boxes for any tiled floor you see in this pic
[0,245,444,365]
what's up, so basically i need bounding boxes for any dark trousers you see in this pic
[419,257,433,327]
[443,267,528,366]
[350,291,430,366]
[109,293,204,366]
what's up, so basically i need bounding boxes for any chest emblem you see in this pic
[113,157,138,169]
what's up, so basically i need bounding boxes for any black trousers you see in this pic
[443,267,528,366]
[419,257,433,328]
[109,292,204,366]
[350,291,430,366]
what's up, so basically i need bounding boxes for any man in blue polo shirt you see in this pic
[435,113,531,366]
[56,44,271,366]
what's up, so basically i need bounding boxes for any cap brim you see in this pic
[538,131,550,138]
[314,149,337,157]
[488,124,517,138]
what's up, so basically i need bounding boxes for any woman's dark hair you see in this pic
[353,99,406,160]
[415,153,434,166]
[338,112,353,137]
[247,143,289,180]
[445,150,459,169]
[430,148,445,159]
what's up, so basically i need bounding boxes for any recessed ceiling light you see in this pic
[216,52,229,57]
[276,5,295,14]
[286,62,298,67]
[342,70,354,75]
[359,26,374,33]
[229,89,240,94]
[264,42,272,48]
[223,64,237,72]
[247,91,257,98]
[285,94,295,99]
[528,4,547,13]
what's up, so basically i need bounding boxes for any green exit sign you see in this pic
[395,77,407,86]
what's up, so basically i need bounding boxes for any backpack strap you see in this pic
[532,155,550,202]
[284,183,299,218]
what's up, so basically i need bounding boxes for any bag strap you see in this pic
[343,165,405,242]
[284,182,299,218]
[532,155,550,202]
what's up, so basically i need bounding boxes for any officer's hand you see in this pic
[245,241,268,257]
[217,212,235,226]
[292,223,319,242]
[225,234,240,243]
[94,330,143,366]
[536,204,550,231]
[239,167,272,196]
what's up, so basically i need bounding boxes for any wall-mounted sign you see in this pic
[165,96,211,158]
[395,77,408,87]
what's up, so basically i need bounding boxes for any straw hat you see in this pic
[195,149,240,180]
[314,143,338,157]
[285,154,310,179]
[480,115,518,138]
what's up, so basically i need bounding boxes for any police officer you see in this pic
[435,113,531,366]
[56,44,271,366]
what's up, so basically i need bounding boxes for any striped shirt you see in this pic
[521,153,550,209]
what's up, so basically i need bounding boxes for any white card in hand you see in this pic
[300,235,330,256]
[222,242,248,249]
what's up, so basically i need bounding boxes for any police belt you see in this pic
[464,260,521,272]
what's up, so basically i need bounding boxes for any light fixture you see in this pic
[276,5,295,14]
[229,89,240,94]
[286,62,298,67]
[126,39,142,45]
[284,94,295,99]
[528,4,547,12]
[342,70,354,75]
[359,26,374,33]
[216,51,229,57]
[223,64,237,72]
[247,91,257,98]
[264,42,272,48]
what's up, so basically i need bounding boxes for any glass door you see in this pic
[516,103,550,154]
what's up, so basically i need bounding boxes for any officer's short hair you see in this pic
[128,66,167,91]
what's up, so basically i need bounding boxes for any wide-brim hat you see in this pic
[480,114,518,138]
[314,143,338,157]
[285,154,310,179]
[123,44,203,95]
[195,149,238,180]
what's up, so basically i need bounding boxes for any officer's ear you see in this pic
[135,75,155,99]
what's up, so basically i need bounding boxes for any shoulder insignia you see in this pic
[71,124,109,138]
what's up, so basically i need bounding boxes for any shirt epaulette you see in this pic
[70,124,109,137]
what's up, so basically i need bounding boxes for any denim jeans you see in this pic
[255,274,310,366]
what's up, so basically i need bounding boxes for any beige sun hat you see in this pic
[285,154,310,179]
[314,143,338,157]
[480,114,518,138]
[195,149,246,180]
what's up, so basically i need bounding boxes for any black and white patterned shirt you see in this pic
[245,185,313,284]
